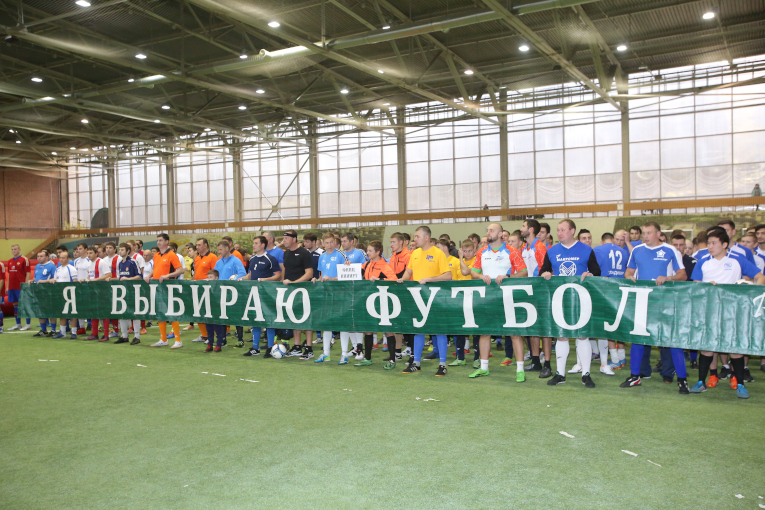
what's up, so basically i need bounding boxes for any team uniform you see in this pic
[539,241,601,387]
[245,252,280,356]
[151,249,183,347]
[309,247,324,274]
[50,263,77,338]
[203,254,246,351]
[388,246,413,359]
[451,255,477,364]
[283,246,314,358]
[191,251,218,343]
[267,246,285,270]
[87,257,112,341]
[314,249,349,363]
[33,261,57,335]
[116,258,142,344]
[7,255,31,328]
[593,242,630,372]
[355,259,398,364]
[105,254,123,336]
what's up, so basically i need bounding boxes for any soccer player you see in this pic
[239,235,281,357]
[689,229,765,398]
[303,232,324,273]
[593,232,630,375]
[6,244,31,331]
[102,242,122,338]
[191,238,218,344]
[538,222,552,248]
[115,243,142,345]
[717,219,757,265]
[263,231,285,276]
[520,219,551,374]
[340,232,368,359]
[150,234,185,348]
[313,233,349,364]
[142,249,154,282]
[281,229,315,359]
[44,246,78,339]
[540,219,601,388]
[397,226,452,376]
[577,229,592,247]
[740,232,765,272]
[628,226,643,250]
[0,258,4,333]
[387,232,412,367]
[84,246,111,341]
[621,222,689,394]
[467,223,528,380]
[203,269,226,353]
[31,250,57,337]
[755,224,765,260]
[356,241,397,366]
[449,240,478,367]
[73,242,90,334]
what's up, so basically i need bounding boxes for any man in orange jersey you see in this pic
[190,237,218,344]
[384,232,411,369]
[149,233,185,348]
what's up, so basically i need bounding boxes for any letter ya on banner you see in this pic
[451,287,485,328]
[551,283,592,330]
[367,286,401,326]
[111,285,127,314]
[62,286,77,315]
[501,285,537,328]
[603,287,653,336]
[274,287,311,324]
[166,285,185,316]
[408,287,440,328]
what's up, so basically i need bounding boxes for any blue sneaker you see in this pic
[314,353,330,363]
[736,384,750,399]
[689,381,707,393]
[338,355,349,365]
[167,332,175,339]
[52,332,65,339]
[608,361,620,370]
[108,331,119,338]
[0,326,4,334]
[382,346,389,352]
[70,333,77,339]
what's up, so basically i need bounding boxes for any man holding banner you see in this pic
[281,229,315,360]
[149,234,185,349]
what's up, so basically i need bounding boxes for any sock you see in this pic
[60,325,66,334]
[480,359,489,370]
[618,348,626,361]
[630,344,645,376]
[544,360,551,368]
[41,322,47,333]
[340,331,351,356]
[159,322,167,341]
[516,361,524,372]
[555,338,570,375]
[15,305,20,325]
[455,336,465,360]
[598,339,609,366]
[531,355,539,366]
[577,338,593,375]
[133,320,141,338]
[690,350,698,361]
[364,334,373,361]
[306,345,313,353]
[698,354,713,382]
[589,339,598,353]
[413,334,425,363]
[323,331,332,356]
[436,335,448,364]
[731,357,746,386]
[710,368,718,377]
[252,328,261,348]
[610,348,619,364]
[198,323,207,337]
[172,322,180,340]
[670,347,687,378]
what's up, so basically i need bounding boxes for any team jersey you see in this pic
[627,243,682,281]
[593,243,629,278]
[7,256,30,290]
[309,248,324,273]
[34,261,56,282]
[248,253,280,280]
[55,259,75,267]
[88,258,111,280]
[318,249,348,279]
[283,247,313,281]
[389,247,411,278]
[214,255,246,281]
[152,249,181,280]
[54,264,77,283]
[142,259,154,279]
[184,255,194,279]
[729,242,756,266]
[755,252,765,272]
[691,253,760,283]
[104,254,122,277]
[175,252,187,280]
[521,240,547,277]
[344,248,368,264]
[75,256,90,282]
[444,255,469,281]
[117,259,141,280]
[131,252,146,271]
[267,247,284,266]
[541,241,600,277]
[693,248,709,260]
[194,252,218,280]
[630,240,642,248]
[407,246,449,281]
[362,259,397,281]
[757,246,765,259]
[473,244,526,279]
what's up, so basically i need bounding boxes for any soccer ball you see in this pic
[271,343,287,359]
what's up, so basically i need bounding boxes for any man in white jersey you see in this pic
[74,242,91,335]
[44,246,78,339]
[520,219,552,375]
[142,249,154,281]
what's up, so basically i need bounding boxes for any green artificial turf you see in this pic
[1,328,764,509]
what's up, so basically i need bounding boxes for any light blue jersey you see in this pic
[344,248,368,264]
[318,250,348,278]
[34,261,57,282]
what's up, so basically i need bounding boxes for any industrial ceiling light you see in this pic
[268,21,280,28]
[161,105,170,110]
[51,151,57,155]
[128,78,135,82]
[238,105,247,110]
[519,45,530,52]
[15,140,20,144]
[204,128,211,132]
[9,129,14,133]
[464,69,474,75]
[81,119,89,124]
[340,88,349,94]
[382,25,390,30]
[239,53,248,59]
[70,147,76,150]
[703,12,715,19]
[255,89,265,94]
[153,119,160,123]
[135,53,147,59]
[75,0,91,6]
[377,69,384,74]
[382,102,390,106]
[616,45,627,51]
[31,77,42,82]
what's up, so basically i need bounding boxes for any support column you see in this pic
[620,102,630,208]
[308,121,319,226]
[105,159,116,230]
[231,147,243,223]
[396,106,407,223]
[60,173,69,230]
[165,154,176,230]
[499,89,509,218]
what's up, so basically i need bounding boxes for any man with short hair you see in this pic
[73,242,90,335]
[755,224,765,260]
[31,250,57,337]
[629,226,643,249]
[6,244,31,331]
[506,231,522,250]
[718,219,757,266]
[593,233,630,375]
[240,236,281,357]
[386,232,412,367]
[150,234,185,348]
[538,223,552,248]
[577,229,592,247]
[115,243,142,345]
[282,229,315,359]
[341,232,369,359]
[451,240,478,367]
[191,238,218,344]
[740,233,764,272]
[356,241,397,366]
[102,242,122,338]
[314,233,348,364]
[303,232,324,274]
[46,246,77,339]
[263,231,285,276]
[540,219,601,388]
[613,229,629,250]
[520,219,552,375]
[501,230,511,244]
[84,247,111,341]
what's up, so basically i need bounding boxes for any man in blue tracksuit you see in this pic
[208,240,246,352]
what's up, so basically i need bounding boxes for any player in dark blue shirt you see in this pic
[239,235,282,357]
[116,243,142,345]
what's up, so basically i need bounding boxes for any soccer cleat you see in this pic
[299,351,315,360]
[287,346,302,357]
[98,336,109,342]
[140,328,147,335]
[383,361,396,370]
[620,375,642,388]
[183,324,194,331]
[149,340,168,347]
[401,347,412,357]
[192,335,206,343]
[424,351,438,361]
[8,324,20,331]
[690,360,699,369]
[146,321,153,328]
[314,354,330,363]
[472,360,481,369]
[33,330,46,337]
[600,365,615,376]
[69,333,77,340]
[568,364,582,374]
[469,368,489,378]
[499,357,513,366]
[213,346,222,352]
[338,355,349,365]
[85,334,98,341]
[582,374,595,388]
[608,361,621,370]
[355,359,372,367]
[108,331,119,338]
[130,338,140,345]
[639,374,651,379]
[516,370,526,383]
[263,351,273,359]
[77,327,86,335]
[167,332,175,340]
[372,343,379,350]
[170,341,183,349]
[539,367,553,379]
[689,381,707,393]
[729,376,738,390]
[114,337,129,344]
[435,365,447,377]
[619,359,626,368]
[20,325,31,331]
[382,345,388,352]
[718,366,732,380]
[243,348,260,356]
[47,330,56,337]
[448,359,466,366]
[525,363,543,372]
[707,375,719,388]
[547,373,566,385]
[678,380,690,394]
[736,384,750,399]
[52,332,65,339]
[743,368,754,383]
[402,363,420,374]
[204,345,213,352]
[663,376,673,384]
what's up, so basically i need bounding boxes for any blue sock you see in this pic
[670,347,687,378]
[630,343,644,376]
[266,328,275,348]
[414,334,425,363]
[14,305,20,325]
[252,328,262,348]
[690,350,698,361]
[436,335,448,364]
[41,321,47,333]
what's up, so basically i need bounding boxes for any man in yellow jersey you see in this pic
[397,226,452,376]
[149,234,185,348]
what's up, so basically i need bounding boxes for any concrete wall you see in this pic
[0,170,61,241]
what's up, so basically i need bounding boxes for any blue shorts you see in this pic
[7,289,20,304]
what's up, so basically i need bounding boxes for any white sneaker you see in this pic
[170,341,183,349]
[402,347,412,357]
[568,364,582,374]
[20,324,31,331]
[150,340,168,347]
[7,324,20,331]
[600,364,615,376]
[524,351,531,361]
[355,352,365,361]
[192,335,205,343]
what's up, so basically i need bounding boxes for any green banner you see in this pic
[17,278,765,355]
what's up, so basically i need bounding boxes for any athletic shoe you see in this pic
[383,361,396,370]
[600,365,615,376]
[114,337,129,344]
[619,359,626,368]
[314,353,330,363]
[568,364,582,374]
[538,351,544,363]
[516,370,526,383]
[107,331,118,338]
[287,346,302,357]
[655,360,662,371]
[33,330,46,337]
[707,375,719,388]
[170,341,183,349]
[402,363,420,374]
[52,332,65,339]
[620,375,641,388]
[582,374,595,388]
[469,368,489,378]
[338,356,349,365]
[678,380,690,394]
[150,340,168,347]
[77,328,86,335]
[128,328,134,334]
[526,363,543,372]
[263,351,273,359]
[146,321,153,328]
[689,381,706,393]
[499,357,513,366]
[547,373,566,385]
[736,384,749,399]
[213,346,222,352]
[448,359,466,366]
[424,352,438,361]
[472,360,481,369]
[243,348,260,356]
[130,338,140,345]
[435,365,447,377]
[718,366,732,380]
[743,368,754,383]
[299,351,314,360]
[524,352,531,361]
[204,345,214,352]
[663,376,673,384]
[140,328,147,335]
[690,360,698,369]
[592,353,600,361]
[7,324,20,331]
[233,340,245,349]
[183,324,194,331]
[98,336,109,342]
[20,325,31,331]
[639,374,651,379]
[608,362,621,370]
[382,346,388,352]
[69,333,77,340]
[192,335,206,343]
[355,359,372,367]
[539,367,553,379]
[85,334,98,341]
[495,341,503,351]
[729,376,738,390]
[401,347,412,357]
[167,332,175,340]
[372,344,379,350]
